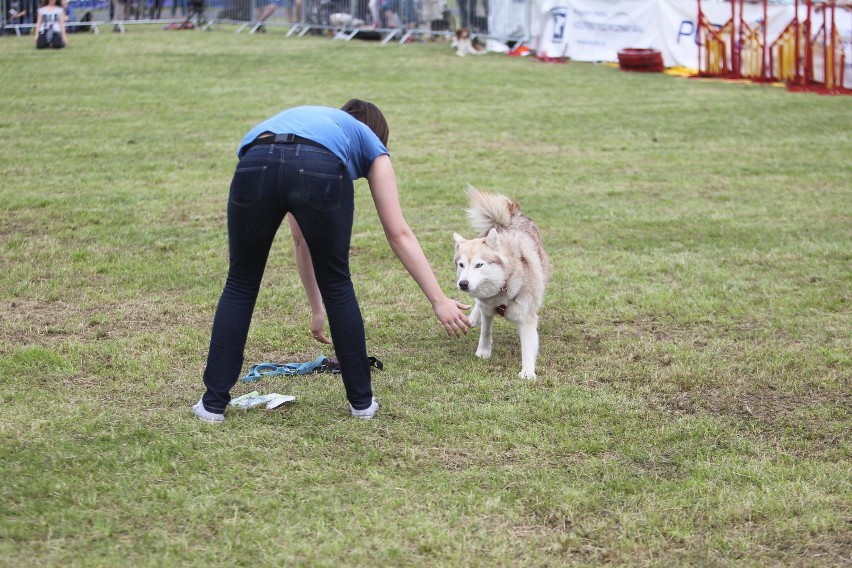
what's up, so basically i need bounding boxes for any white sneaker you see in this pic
[350,397,379,419]
[193,398,224,424]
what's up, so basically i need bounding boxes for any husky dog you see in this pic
[453,186,549,379]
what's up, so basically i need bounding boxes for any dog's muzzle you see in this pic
[458,280,469,291]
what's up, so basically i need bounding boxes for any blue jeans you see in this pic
[201,142,374,413]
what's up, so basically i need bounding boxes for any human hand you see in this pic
[433,297,472,337]
[311,311,332,344]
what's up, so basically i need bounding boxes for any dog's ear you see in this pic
[485,228,500,249]
[453,233,466,246]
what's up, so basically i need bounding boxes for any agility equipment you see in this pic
[787,0,850,93]
[697,0,850,94]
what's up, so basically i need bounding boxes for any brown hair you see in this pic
[341,99,389,147]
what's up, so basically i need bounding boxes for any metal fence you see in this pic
[2,0,233,33]
[3,0,532,43]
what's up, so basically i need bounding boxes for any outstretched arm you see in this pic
[287,214,332,344]
[367,154,471,337]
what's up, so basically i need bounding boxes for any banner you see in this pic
[656,0,796,70]
[537,3,570,58]
[839,5,852,89]
[556,0,661,62]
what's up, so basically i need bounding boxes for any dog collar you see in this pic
[495,284,509,316]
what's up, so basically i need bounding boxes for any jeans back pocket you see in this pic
[299,170,343,212]
[229,165,267,208]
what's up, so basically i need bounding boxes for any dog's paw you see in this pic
[518,369,537,380]
[475,348,492,359]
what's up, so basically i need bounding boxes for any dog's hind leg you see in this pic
[475,310,493,359]
[517,317,539,379]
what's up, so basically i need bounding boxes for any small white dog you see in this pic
[453,186,549,379]
[330,13,365,28]
[454,28,485,57]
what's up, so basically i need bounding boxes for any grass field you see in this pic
[0,26,850,566]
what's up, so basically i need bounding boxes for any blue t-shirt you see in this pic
[238,106,389,180]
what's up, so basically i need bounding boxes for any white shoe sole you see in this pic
[350,398,379,419]
[193,399,224,424]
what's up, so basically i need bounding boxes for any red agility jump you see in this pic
[696,0,851,95]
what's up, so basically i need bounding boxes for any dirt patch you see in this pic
[661,387,850,421]
[651,386,852,459]
[0,297,210,347]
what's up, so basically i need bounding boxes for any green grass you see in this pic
[1,26,850,566]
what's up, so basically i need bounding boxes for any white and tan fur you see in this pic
[454,27,485,57]
[453,186,549,379]
[330,13,365,28]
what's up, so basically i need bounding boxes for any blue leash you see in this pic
[242,355,328,383]
[241,355,384,383]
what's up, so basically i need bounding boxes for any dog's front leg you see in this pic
[517,317,539,379]
[475,309,493,359]
[469,302,481,327]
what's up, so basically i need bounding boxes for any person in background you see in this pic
[171,0,187,17]
[58,0,87,32]
[458,0,488,31]
[6,0,28,33]
[10,0,38,33]
[151,0,163,19]
[283,0,300,23]
[420,0,444,35]
[254,0,276,31]
[192,100,471,424]
[367,0,381,27]
[398,0,416,30]
[35,0,66,48]
[381,0,399,28]
[109,0,128,25]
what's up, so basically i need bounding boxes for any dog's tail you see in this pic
[465,185,520,234]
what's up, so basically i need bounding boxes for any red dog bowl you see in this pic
[617,48,664,72]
